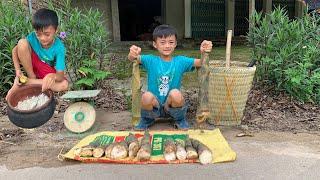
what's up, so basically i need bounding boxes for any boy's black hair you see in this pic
[32,8,58,30]
[152,24,177,41]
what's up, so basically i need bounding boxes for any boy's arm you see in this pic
[55,71,65,82]
[42,71,65,91]
[12,46,22,77]
[52,44,66,82]
[43,71,65,82]
[128,45,142,64]
[194,40,213,67]
[194,58,202,68]
[42,45,66,91]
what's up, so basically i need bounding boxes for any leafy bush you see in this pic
[247,7,320,103]
[0,1,32,96]
[0,0,110,97]
[49,0,111,90]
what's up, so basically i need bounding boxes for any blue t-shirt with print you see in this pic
[141,54,195,104]
[26,32,66,71]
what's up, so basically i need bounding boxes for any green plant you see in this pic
[0,1,32,96]
[76,55,111,89]
[0,0,111,97]
[48,0,111,90]
[247,7,320,103]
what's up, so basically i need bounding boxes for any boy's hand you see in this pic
[15,70,23,86]
[128,45,141,62]
[16,69,23,78]
[42,73,56,92]
[200,40,213,53]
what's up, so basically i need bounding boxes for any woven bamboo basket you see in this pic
[207,60,256,126]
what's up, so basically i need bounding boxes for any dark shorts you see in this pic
[141,103,188,121]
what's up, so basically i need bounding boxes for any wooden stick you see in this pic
[224,76,239,121]
[226,30,232,68]
[214,77,236,124]
[132,59,141,125]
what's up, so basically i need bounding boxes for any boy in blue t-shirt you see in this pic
[128,24,212,130]
[6,8,68,100]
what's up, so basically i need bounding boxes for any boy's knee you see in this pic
[141,92,157,107]
[17,39,30,50]
[17,39,31,55]
[168,89,184,105]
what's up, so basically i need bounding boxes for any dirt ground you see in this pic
[243,84,320,133]
[1,110,320,171]
[0,110,130,170]
[0,47,319,170]
[0,81,319,170]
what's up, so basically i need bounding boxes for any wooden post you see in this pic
[295,0,307,18]
[295,0,300,17]
[249,0,255,15]
[263,0,272,14]
[28,0,33,14]
[249,0,255,29]
[184,0,192,38]
[226,30,232,68]
[225,0,235,35]
[111,0,121,42]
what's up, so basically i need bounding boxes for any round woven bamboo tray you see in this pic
[208,60,256,126]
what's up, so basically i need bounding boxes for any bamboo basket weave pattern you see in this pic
[208,61,256,125]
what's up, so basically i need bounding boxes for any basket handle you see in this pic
[226,30,232,68]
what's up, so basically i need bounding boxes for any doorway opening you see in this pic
[118,0,162,41]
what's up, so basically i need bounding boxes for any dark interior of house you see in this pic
[118,0,162,41]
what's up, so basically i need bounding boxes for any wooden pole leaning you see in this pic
[226,30,232,68]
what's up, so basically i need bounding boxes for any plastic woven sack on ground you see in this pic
[62,129,236,164]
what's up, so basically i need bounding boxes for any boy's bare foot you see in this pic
[5,77,21,102]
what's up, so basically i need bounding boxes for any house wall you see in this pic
[165,0,185,39]
[24,0,306,41]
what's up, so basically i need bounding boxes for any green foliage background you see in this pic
[0,1,32,96]
[247,7,320,104]
[0,0,111,97]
